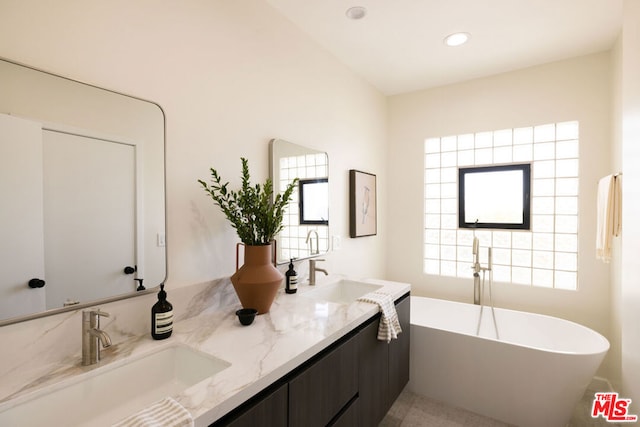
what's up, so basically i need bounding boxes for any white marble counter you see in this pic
[0,276,410,426]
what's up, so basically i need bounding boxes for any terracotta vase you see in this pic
[231,243,283,314]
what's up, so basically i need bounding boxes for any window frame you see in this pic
[458,163,531,230]
[298,177,329,225]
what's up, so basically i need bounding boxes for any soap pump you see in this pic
[151,284,173,340]
[285,259,298,294]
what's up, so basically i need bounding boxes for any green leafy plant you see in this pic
[198,157,298,245]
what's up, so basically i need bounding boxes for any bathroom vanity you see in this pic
[197,278,410,426]
[215,291,410,427]
[0,277,410,426]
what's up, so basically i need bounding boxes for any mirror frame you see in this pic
[0,57,167,327]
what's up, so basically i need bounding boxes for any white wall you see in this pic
[619,0,640,404]
[387,53,615,378]
[0,0,388,294]
[609,34,623,391]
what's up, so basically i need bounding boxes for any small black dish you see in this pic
[236,308,258,326]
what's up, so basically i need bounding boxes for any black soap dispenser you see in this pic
[285,259,298,294]
[151,284,173,340]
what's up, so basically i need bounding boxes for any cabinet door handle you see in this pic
[28,278,46,288]
[123,265,137,275]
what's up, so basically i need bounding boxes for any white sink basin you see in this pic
[0,344,230,427]
[302,279,383,304]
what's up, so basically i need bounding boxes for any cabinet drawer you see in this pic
[212,383,288,427]
[330,396,359,427]
[289,334,358,427]
[358,318,389,426]
[389,296,410,400]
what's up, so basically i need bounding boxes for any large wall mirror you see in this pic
[270,139,329,264]
[0,58,166,326]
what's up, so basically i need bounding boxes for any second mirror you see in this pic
[270,139,329,264]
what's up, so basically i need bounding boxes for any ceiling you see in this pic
[266,0,624,95]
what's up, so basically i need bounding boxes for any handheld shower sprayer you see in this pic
[472,234,481,305]
[472,236,480,273]
[472,220,492,305]
[472,219,481,274]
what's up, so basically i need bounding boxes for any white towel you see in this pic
[112,397,194,427]
[596,174,622,263]
[357,292,402,343]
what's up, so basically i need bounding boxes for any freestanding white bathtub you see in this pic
[408,296,609,427]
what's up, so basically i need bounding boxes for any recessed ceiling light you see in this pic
[346,6,367,20]
[444,32,471,47]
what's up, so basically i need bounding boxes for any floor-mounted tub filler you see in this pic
[408,296,609,427]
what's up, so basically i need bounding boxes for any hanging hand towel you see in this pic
[596,174,622,263]
[357,291,402,343]
[112,397,194,427]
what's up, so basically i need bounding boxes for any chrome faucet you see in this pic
[82,309,112,366]
[306,230,320,255]
[309,258,328,285]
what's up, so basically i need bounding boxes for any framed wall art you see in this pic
[349,169,377,238]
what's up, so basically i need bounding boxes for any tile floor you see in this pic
[381,387,625,427]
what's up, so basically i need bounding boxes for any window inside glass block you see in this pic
[458,164,531,230]
[423,121,579,290]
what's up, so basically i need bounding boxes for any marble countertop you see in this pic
[0,276,410,426]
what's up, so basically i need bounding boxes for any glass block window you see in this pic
[423,121,579,290]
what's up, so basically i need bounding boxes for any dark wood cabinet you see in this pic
[389,296,411,402]
[289,333,358,427]
[358,318,389,426]
[358,294,411,426]
[211,293,410,427]
[222,383,288,427]
[331,397,359,427]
